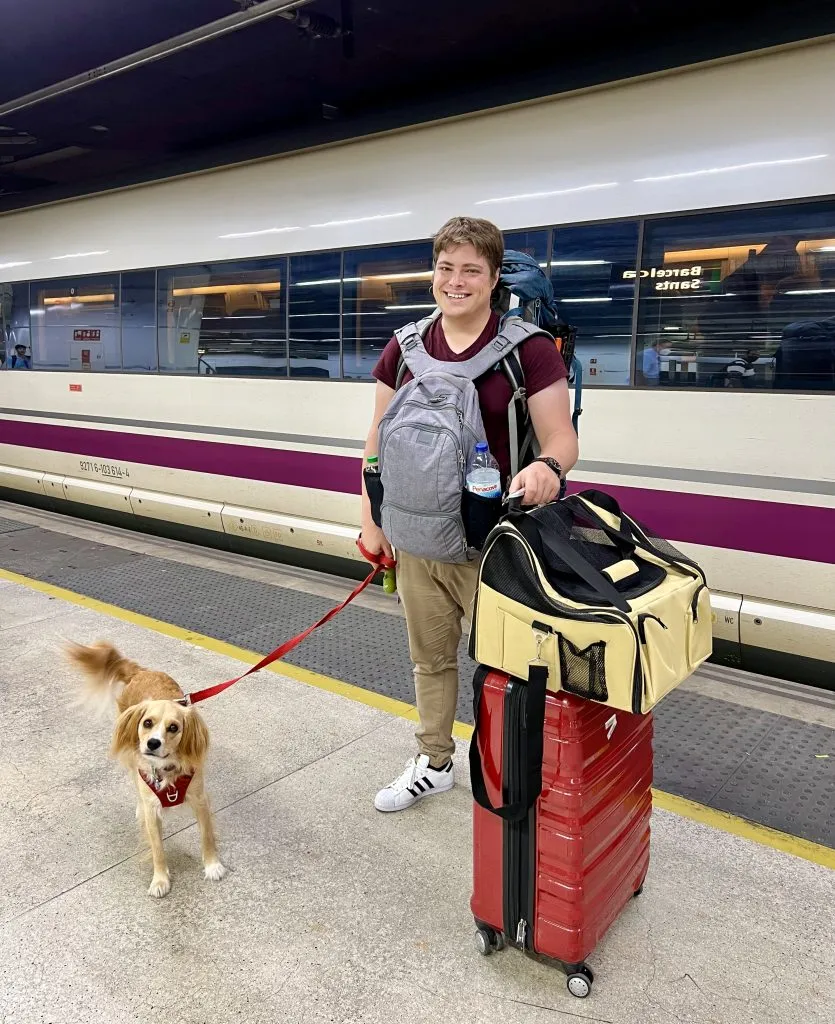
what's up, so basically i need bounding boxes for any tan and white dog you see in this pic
[68,641,226,898]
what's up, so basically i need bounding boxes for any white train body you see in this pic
[1,40,834,685]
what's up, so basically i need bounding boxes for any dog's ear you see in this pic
[111,704,147,759]
[178,709,209,767]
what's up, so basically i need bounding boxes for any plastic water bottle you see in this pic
[466,442,501,499]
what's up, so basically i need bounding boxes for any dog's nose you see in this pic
[146,737,162,751]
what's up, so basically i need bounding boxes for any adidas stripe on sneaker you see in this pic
[374,754,455,812]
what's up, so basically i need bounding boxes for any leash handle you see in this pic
[185,538,395,705]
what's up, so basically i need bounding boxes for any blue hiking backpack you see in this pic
[492,249,583,441]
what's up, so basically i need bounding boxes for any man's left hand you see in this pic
[508,461,561,507]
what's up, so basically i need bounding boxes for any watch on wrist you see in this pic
[534,456,563,479]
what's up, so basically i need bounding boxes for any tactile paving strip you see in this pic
[2,522,833,848]
[0,517,33,534]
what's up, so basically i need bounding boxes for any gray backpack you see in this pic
[377,310,543,563]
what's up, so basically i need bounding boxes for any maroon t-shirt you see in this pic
[372,312,568,484]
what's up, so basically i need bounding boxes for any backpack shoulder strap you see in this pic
[394,309,440,385]
[453,317,544,382]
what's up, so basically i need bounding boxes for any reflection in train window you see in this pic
[288,252,341,379]
[29,274,121,371]
[121,271,158,372]
[342,241,433,379]
[157,258,287,376]
[1,282,31,370]
[550,221,639,386]
[636,202,835,391]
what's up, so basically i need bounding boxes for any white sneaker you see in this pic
[374,754,455,813]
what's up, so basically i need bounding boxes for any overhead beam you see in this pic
[0,0,317,120]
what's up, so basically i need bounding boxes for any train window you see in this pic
[157,257,287,377]
[288,253,341,378]
[29,274,121,371]
[636,202,835,391]
[504,229,550,265]
[121,271,158,372]
[342,241,433,379]
[550,221,639,386]
[1,282,31,370]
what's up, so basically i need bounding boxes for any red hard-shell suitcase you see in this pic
[469,666,653,998]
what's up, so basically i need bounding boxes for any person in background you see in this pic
[641,339,661,385]
[360,215,578,813]
[6,343,31,369]
[725,349,759,387]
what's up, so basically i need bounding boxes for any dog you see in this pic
[67,640,226,898]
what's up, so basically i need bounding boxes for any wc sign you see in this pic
[623,265,704,292]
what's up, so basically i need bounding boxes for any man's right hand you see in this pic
[360,522,393,562]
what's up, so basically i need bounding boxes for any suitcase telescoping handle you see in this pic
[469,664,548,822]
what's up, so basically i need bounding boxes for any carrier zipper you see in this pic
[638,613,667,644]
[691,583,707,622]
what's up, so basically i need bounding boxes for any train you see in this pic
[1,38,834,689]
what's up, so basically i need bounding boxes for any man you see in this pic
[641,339,660,385]
[6,343,31,369]
[360,216,578,812]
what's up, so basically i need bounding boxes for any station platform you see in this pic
[1,499,833,1024]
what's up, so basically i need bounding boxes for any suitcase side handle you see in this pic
[469,664,548,822]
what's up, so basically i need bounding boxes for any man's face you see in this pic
[432,243,497,321]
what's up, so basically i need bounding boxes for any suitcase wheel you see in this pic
[634,883,644,897]
[474,926,504,956]
[566,966,594,999]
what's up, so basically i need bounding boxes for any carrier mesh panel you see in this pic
[480,534,555,614]
[558,636,608,702]
[631,517,692,563]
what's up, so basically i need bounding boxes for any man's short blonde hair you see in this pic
[432,216,504,276]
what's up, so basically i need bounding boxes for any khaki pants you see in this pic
[396,550,480,768]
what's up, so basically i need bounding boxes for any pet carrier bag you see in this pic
[469,489,712,714]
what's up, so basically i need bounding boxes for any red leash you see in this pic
[184,540,395,706]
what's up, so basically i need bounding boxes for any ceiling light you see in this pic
[384,304,436,310]
[310,212,412,228]
[814,246,835,252]
[293,277,361,286]
[219,227,302,239]
[560,297,613,303]
[634,154,827,183]
[550,260,610,267]
[476,183,618,205]
[50,250,110,260]
[0,260,31,269]
[784,288,835,295]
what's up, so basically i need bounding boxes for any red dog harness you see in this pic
[140,770,194,807]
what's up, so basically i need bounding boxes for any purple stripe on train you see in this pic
[1,418,833,564]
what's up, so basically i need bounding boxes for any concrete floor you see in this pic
[1,579,833,1024]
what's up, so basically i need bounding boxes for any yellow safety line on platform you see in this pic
[3,565,834,872]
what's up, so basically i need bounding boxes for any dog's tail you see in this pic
[66,641,143,713]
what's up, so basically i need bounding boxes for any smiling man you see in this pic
[361,215,578,812]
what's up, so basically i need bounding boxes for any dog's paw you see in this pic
[148,874,171,898]
[204,861,227,882]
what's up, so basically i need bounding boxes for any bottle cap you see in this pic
[475,441,488,452]
[366,455,378,466]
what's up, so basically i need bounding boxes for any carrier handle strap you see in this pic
[509,510,632,613]
[564,491,703,575]
[469,665,548,822]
